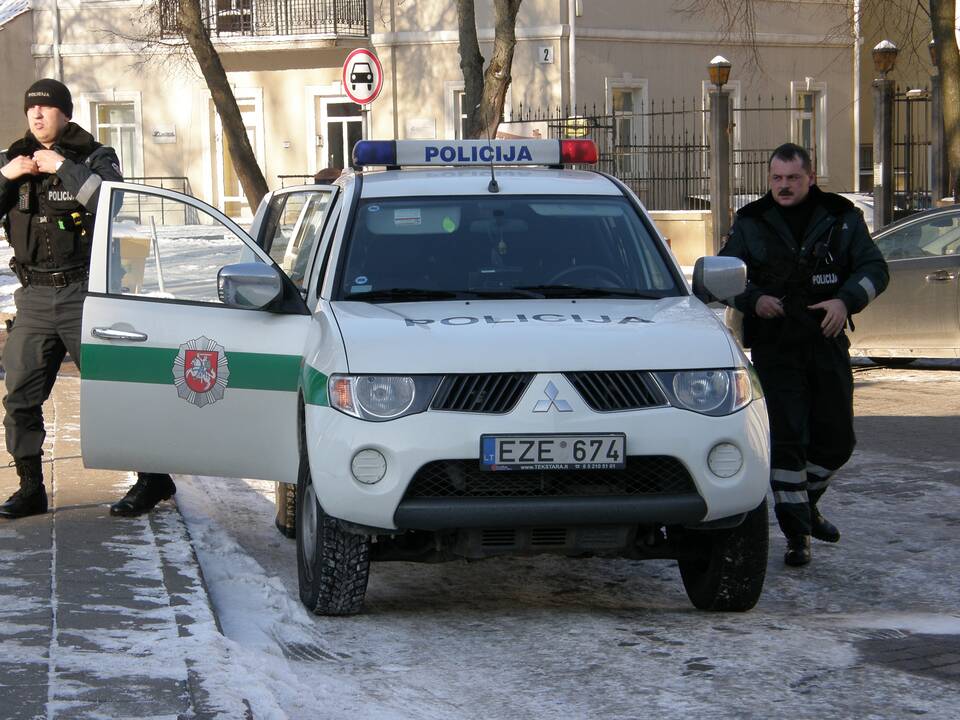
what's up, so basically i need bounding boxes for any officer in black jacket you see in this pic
[720,143,889,567]
[0,79,175,519]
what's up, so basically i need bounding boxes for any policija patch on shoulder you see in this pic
[172,336,230,408]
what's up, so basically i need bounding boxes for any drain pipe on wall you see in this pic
[52,0,63,80]
[568,0,577,110]
[853,0,861,191]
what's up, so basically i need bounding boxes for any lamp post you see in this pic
[708,56,732,254]
[872,40,897,228]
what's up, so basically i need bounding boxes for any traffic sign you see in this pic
[342,49,383,105]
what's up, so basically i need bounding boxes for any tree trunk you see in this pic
[177,0,269,211]
[930,0,960,200]
[457,0,522,139]
[456,0,486,138]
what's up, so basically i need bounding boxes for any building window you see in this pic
[790,81,827,179]
[859,144,874,192]
[455,91,468,139]
[608,83,648,178]
[91,102,143,178]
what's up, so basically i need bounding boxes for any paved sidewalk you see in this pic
[0,375,247,719]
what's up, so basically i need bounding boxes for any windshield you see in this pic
[336,195,681,301]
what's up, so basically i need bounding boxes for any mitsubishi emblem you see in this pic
[533,381,573,412]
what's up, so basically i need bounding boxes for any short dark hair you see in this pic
[768,143,813,173]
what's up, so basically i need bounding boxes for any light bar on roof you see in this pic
[352,139,597,168]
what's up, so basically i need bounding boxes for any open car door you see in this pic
[79,182,331,482]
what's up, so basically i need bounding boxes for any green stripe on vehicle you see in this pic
[301,365,329,406]
[80,344,302,392]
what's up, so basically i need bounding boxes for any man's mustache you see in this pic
[778,189,793,196]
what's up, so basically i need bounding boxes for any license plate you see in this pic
[480,434,626,471]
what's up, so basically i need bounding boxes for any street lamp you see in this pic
[708,56,732,90]
[872,40,899,79]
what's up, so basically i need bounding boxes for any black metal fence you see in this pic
[114,177,198,225]
[503,95,809,213]
[893,87,932,216]
[159,0,368,38]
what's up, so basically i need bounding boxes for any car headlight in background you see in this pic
[329,375,442,421]
[653,368,756,416]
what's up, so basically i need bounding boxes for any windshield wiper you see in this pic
[344,288,462,302]
[514,285,666,299]
[459,288,546,299]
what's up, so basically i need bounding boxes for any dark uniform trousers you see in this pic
[751,335,855,537]
[3,282,85,461]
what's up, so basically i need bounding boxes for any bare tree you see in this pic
[104,0,269,211]
[930,0,960,198]
[456,0,523,139]
[174,0,268,210]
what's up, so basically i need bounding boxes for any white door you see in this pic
[80,182,312,482]
[215,98,263,219]
[317,98,364,172]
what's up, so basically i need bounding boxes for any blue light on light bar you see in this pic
[353,141,397,167]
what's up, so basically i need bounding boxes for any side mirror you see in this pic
[692,256,747,303]
[218,263,283,310]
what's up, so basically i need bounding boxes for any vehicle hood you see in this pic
[330,298,737,373]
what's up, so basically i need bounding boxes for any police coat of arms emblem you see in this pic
[172,336,230,407]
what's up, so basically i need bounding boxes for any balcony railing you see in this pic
[159,0,368,39]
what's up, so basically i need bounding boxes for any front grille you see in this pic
[431,373,534,414]
[565,371,666,412]
[404,456,696,498]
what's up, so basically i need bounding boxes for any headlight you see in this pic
[329,375,442,421]
[654,368,754,416]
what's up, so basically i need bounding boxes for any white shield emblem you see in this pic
[172,336,230,408]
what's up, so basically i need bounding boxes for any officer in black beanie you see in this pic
[0,79,176,518]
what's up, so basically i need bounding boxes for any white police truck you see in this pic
[80,139,770,615]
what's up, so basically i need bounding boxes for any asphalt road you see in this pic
[175,359,960,719]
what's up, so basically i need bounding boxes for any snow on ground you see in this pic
[172,418,960,719]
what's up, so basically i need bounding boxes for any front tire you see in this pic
[678,499,768,612]
[296,456,370,616]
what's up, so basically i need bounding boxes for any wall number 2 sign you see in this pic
[538,46,555,64]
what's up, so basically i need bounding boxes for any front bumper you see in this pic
[305,380,769,531]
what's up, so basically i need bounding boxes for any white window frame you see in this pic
[208,87,266,219]
[605,76,649,178]
[306,82,371,177]
[790,80,828,181]
[445,81,512,139]
[75,91,144,179]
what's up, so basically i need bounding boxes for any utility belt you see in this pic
[13,261,88,288]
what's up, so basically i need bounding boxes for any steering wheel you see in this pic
[547,264,626,287]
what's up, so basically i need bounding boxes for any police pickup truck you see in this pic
[80,139,770,615]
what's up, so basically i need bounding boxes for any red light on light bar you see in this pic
[560,139,598,164]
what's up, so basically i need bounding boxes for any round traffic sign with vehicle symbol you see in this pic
[342,49,383,105]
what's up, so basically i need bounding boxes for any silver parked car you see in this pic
[849,205,960,364]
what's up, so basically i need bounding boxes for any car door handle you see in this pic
[924,270,957,283]
[91,327,149,342]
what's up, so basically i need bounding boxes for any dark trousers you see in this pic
[3,283,86,463]
[751,337,855,538]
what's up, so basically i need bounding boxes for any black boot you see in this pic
[810,510,840,543]
[110,473,176,517]
[784,535,811,567]
[0,457,47,519]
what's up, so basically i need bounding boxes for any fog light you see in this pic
[708,443,742,478]
[351,449,387,484]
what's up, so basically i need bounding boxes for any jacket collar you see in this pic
[7,122,99,160]
[736,185,854,219]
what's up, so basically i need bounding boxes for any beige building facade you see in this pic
[0,1,36,145]
[6,0,862,217]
